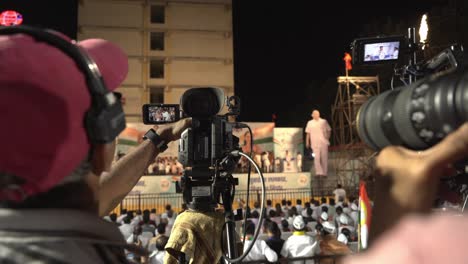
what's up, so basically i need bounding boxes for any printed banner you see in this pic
[128,173,311,193]
[233,122,275,173]
[115,123,182,175]
[234,172,311,191]
[128,175,181,195]
[273,128,304,173]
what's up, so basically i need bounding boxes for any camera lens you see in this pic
[356,70,468,151]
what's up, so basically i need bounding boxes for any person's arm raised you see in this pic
[98,118,191,216]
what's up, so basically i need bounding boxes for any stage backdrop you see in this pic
[115,123,178,160]
[273,128,304,172]
[234,172,311,191]
[128,175,180,195]
[233,122,275,172]
[127,173,311,196]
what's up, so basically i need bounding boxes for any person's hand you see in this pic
[154,118,192,143]
[370,123,468,241]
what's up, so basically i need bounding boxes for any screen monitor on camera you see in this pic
[142,104,180,124]
[352,35,406,66]
[363,41,400,62]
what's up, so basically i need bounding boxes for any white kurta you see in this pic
[306,118,331,176]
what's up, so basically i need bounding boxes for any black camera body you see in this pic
[352,31,468,151]
[169,87,242,211]
[178,116,239,171]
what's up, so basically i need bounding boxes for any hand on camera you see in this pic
[154,118,192,142]
[375,123,468,213]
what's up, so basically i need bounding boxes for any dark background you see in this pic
[1,0,466,129]
[232,0,468,128]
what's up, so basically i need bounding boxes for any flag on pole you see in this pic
[359,180,372,250]
[344,52,352,70]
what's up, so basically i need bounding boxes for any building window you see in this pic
[150,59,164,78]
[151,5,165,24]
[150,87,165,104]
[150,32,164,51]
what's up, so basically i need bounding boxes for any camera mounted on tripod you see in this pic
[173,87,242,212]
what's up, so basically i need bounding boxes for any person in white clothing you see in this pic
[333,184,347,203]
[281,215,320,264]
[162,110,171,121]
[254,153,262,168]
[118,216,134,241]
[305,110,331,176]
[243,221,278,262]
[148,235,169,264]
[338,214,355,235]
[296,152,303,172]
[160,204,177,235]
[349,203,359,229]
[262,151,271,173]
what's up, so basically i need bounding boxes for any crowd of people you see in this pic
[235,151,304,173]
[104,204,184,263]
[4,23,468,264]
[105,194,359,263]
[146,156,184,175]
[239,196,359,263]
[148,107,176,123]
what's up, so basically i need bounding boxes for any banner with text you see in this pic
[234,172,311,191]
[128,175,181,195]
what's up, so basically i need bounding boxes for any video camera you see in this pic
[351,29,468,151]
[175,87,242,211]
[144,87,243,210]
[142,87,267,262]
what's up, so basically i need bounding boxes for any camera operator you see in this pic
[342,123,468,264]
[0,28,190,263]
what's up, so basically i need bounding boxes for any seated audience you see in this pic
[281,215,320,264]
[243,220,278,262]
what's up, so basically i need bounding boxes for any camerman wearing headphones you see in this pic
[0,26,190,263]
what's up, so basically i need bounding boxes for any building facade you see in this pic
[78,0,234,122]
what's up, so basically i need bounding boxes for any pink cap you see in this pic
[0,32,128,200]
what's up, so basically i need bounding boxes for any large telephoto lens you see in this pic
[356,69,468,151]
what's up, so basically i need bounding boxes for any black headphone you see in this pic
[0,25,126,144]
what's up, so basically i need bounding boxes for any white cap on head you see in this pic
[322,221,336,234]
[339,214,349,225]
[293,215,305,230]
[320,212,328,221]
[351,203,358,211]
[337,233,348,244]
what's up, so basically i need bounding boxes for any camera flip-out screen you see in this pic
[142,104,180,124]
[364,41,400,62]
[352,35,406,65]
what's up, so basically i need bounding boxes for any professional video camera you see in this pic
[351,27,468,209]
[142,87,267,262]
[351,28,468,151]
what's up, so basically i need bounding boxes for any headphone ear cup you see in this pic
[85,96,126,143]
[0,26,126,144]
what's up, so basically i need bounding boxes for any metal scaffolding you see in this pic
[331,76,380,189]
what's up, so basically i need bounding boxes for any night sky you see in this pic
[232,1,442,127]
[0,0,455,128]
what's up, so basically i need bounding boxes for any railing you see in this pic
[111,187,357,215]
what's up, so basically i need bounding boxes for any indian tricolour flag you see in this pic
[359,180,372,250]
